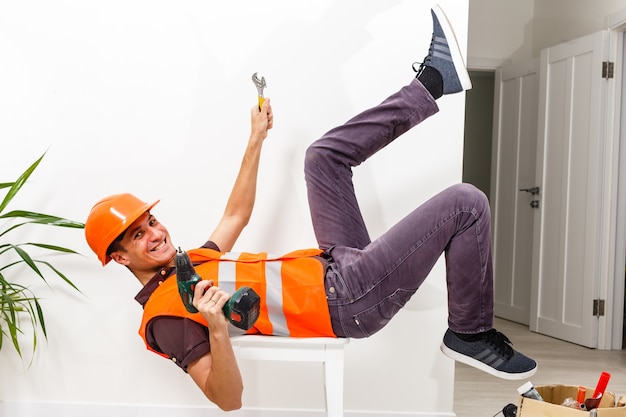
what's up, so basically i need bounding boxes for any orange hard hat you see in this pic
[85,193,160,266]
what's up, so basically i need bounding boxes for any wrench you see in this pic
[251,72,267,110]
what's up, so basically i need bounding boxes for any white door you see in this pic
[492,60,539,325]
[530,31,614,348]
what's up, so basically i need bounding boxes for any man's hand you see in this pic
[251,98,273,140]
[188,279,243,411]
[193,279,230,331]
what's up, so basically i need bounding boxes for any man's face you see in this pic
[110,211,177,271]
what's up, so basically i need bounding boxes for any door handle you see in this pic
[519,186,540,195]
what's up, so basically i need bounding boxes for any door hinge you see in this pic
[593,299,605,317]
[602,61,614,79]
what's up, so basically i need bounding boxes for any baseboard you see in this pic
[0,401,456,417]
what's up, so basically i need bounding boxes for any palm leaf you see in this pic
[0,243,80,257]
[9,245,46,283]
[0,275,45,361]
[26,243,82,255]
[35,260,81,293]
[0,153,45,214]
[0,221,30,239]
[34,298,46,339]
[0,210,84,228]
[0,259,20,271]
[0,152,82,360]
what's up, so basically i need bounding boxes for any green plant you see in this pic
[0,153,84,360]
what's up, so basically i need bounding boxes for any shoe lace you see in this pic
[412,58,430,76]
[482,329,514,359]
[412,31,436,75]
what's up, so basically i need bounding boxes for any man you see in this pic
[85,6,537,411]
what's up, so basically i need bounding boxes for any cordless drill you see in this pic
[175,247,261,330]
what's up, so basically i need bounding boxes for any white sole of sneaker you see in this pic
[440,342,538,381]
[432,4,472,91]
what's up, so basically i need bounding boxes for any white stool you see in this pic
[230,335,349,417]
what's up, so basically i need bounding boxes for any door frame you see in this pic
[468,10,626,349]
[608,11,626,350]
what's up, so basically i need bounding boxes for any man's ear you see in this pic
[110,251,130,266]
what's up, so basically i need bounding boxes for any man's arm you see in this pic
[187,280,243,411]
[209,99,273,252]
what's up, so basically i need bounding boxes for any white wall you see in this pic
[467,0,535,68]
[532,0,625,56]
[0,1,469,416]
[468,0,626,67]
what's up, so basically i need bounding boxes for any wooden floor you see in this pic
[453,317,626,417]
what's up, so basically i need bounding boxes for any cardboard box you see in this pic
[517,385,626,417]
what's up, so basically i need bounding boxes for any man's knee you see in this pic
[304,142,325,177]
[452,183,490,214]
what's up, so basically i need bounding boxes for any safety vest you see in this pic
[139,248,335,358]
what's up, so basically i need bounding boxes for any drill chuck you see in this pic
[175,248,202,314]
[175,248,261,330]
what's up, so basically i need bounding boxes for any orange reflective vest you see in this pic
[139,248,335,358]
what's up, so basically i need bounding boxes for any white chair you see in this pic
[230,335,350,417]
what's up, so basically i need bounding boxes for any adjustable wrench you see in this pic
[251,72,267,110]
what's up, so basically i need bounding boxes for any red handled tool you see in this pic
[593,371,611,398]
[583,372,611,411]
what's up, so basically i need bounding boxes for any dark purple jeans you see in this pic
[304,79,494,338]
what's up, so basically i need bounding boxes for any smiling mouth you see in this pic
[152,239,167,252]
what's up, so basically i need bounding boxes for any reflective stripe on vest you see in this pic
[215,252,289,335]
[186,248,335,337]
[138,247,335,357]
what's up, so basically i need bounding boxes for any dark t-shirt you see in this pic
[134,241,220,372]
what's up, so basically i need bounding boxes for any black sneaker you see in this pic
[440,328,538,380]
[415,5,472,95]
